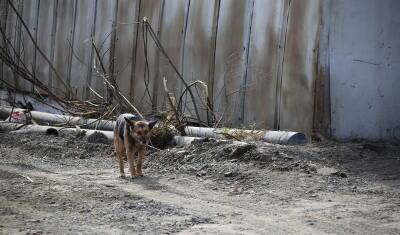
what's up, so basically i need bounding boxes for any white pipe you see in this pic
[173,136,203,146]
[0,106,115,131]
[184,126,307,145]
[1,107,307,145]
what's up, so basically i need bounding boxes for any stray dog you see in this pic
[114,113,157,178]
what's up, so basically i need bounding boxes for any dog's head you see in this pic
[124,117,157,145]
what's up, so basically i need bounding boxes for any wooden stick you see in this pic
[163,77,185,134]
[92,40,143,118]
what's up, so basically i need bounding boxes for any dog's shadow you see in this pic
[127,175,165,191]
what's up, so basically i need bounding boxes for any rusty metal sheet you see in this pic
[113,0,139,98]
[52,0,75,97]
[181,0,216,123]
[279,0,322,136]
[69,0,96,100]
[132,0,163,112]
[155,0,187,110]
[88,0,117,99]
[213,0,252,126]
[313,0,331,137]
[35,0,56,90]
[19,0,39,92]
[243,0,285,129]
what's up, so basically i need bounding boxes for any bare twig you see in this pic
[18,174,34,182]
[144,20,202,125]
[92,40,143,118]
[163,77,185,134]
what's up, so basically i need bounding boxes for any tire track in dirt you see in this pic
[2,164,396,235]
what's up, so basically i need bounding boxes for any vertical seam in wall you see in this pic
[312,16,321,136]
[129,0,141,100]
[274,0,292,130]
[208,0,221,114]
[85,0,98,100]
[14,0,24,90]
[109,0,119,87]
[48,0,58,91]
[67,0,78,98]
[152,0,165,111]
[106,0,118,101]
[178,0,191,97]
[239,0,255,125]
[324,0,332,136]
[31,0,40,92]
[326,3,332,137]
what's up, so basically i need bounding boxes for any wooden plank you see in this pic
[154,0,187,110]
[52,0,75,97]
[213,0,252,126]
[279,0,322,136]
[242,0,285,129]
[0,0,8,89]
[69,0,96,99]
[132,0,163,112]
[181,0,216,123]
[3,0,23,89]
[19,0,39,92]
[88,0,117,99]
[35,0,56,90]
[113,0,140,98]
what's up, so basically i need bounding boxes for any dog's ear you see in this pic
[124,117,135,126]
[148,120,158,130]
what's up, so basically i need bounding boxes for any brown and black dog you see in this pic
[114,113,157,178]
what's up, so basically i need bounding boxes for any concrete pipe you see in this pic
[263,131,307,145]
[0,106,115,131]
[184,126,307,145]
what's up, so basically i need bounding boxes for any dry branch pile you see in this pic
[0,1,215,133]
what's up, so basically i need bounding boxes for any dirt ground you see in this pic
[0,132,399,235]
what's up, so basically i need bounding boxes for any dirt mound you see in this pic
[0,132,113,170]
[148,139,323,177]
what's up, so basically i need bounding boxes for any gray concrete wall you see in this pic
[330,0,400,140]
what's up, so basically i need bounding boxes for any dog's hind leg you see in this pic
[115,140,125,178]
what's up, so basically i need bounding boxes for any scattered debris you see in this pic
[224,171,234,177]
[18,174,34,183]
[317,167,347,177]
[317,167,340,176]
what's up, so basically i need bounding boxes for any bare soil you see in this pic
[0,132,399,234]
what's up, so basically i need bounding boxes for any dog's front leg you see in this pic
[136,147,146,176]
[126,146,138,178]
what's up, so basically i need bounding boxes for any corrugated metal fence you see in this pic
[0,0,328,136]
